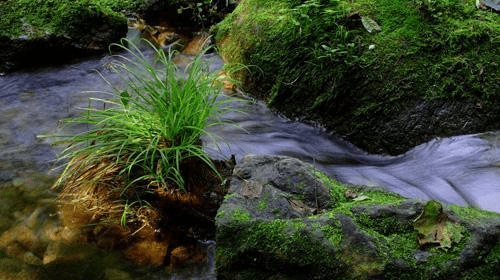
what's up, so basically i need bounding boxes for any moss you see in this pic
[313,170,348,204]
[0,0,126,38]
[316,169,406,211]
[216,209,226,219]
[257,191,272,212]
[215,0,500,154]
[217,218,344,279]
[223,193,239,201]
[314,176,474,277]
[231,208,252,222]
[95,0,154,12]
[313,221,343,247]
[351,208,471,279]
[461,242,500,279]
[212,0,297,81]
[218,170,500,279]
[448,204,500,223]
[355,211,414,236]
[341,250,384,279]
[257,200,267,211]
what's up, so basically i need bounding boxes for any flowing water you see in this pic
[206,100,500,212]
[1,28,500,278]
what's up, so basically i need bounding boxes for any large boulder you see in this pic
[0,0,128,73]
[213,0,500,155]
[216,155,500,279]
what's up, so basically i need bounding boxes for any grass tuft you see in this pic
[55,39,236,192]
[45,38,242,231]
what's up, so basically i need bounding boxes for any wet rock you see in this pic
[123,239,169,267]
[0,257,38,280]
[230,154,332,213]
[43,240,98,265]
[216,155,500,279]
[476,0,500,11]
[182,32,212,55]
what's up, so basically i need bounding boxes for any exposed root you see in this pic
[55,153,235,267]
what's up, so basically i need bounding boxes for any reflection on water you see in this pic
[1,29,500,278]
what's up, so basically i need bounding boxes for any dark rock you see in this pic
[231,154,332,211]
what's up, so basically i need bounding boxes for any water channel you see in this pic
[1,28,500,278]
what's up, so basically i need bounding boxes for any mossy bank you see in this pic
[0,0,234,73]
[215,155,500,279]
[213,0,500,155]
[0,0,127,72]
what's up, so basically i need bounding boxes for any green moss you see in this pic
[341,249,385,279]
[0,0,126,38]
[94,0,154,12]
[257,191,272,212]
[212,0,297,80]
[223,193,239,200]
[313,170,347,204]
[355,211,413,236]
[218,171,500,279]
[231,209,252,221]
[257,199,267,211]
[353,209,472,279]
[448,204,500,223]
[217,218,344,279]
[315,170,406,212]
[216,209,226,219]
[461,242,500,279]
[313,221,343,247]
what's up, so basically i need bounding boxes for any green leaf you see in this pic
[119,91,130,107]
[413,200,463,251]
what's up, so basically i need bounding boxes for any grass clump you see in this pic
[50,39,238,232]
[58,39,230,190]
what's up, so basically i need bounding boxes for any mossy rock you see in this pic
[0,0,128,72]
[215,155,500,279]
[214,0,500,155]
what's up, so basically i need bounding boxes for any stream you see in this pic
[1,28,500,279]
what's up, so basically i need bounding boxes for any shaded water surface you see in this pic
[1,37,500,278]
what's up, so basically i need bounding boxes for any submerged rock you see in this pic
[216,155,500,279]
